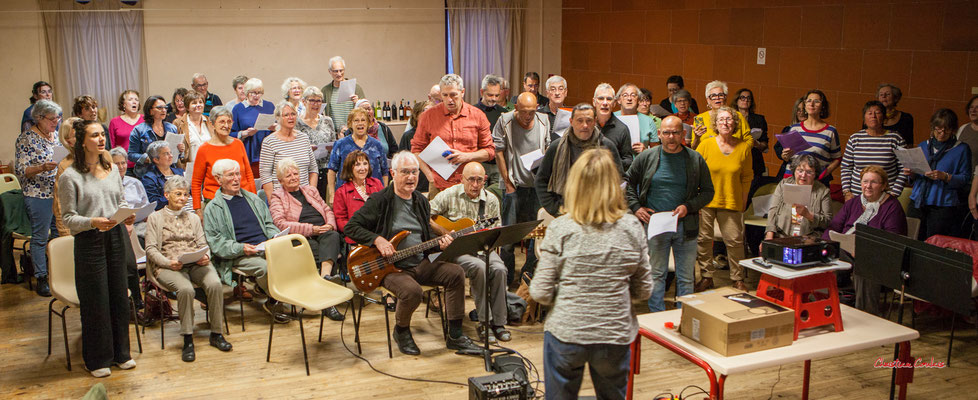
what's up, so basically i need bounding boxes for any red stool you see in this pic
[755,271,844,339]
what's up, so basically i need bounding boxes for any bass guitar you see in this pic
[347,216,498,292]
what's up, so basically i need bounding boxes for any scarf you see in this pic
[846,193,887,234]
[548,127,603,194]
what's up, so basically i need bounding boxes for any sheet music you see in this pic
[177,247,209,264]
[165,133,185,154]
[553,108,572,133]
[775,131,812,153]
[337,79,357,102]
[520,149,545,171]
[51,146,70,163]
[255,228,290,252]
[618,114,642,144]
[418,136,458,180]
[894,147,932,175]
[252,113,277,131]
[647,212,679,239]
[782,183,812,208]
[132,201,157,222]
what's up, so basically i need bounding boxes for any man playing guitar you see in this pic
[429,162,511,343]
[345,151,482,356]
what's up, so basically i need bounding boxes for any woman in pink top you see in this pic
[108,90,144,168]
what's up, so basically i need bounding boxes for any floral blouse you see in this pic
[14,129,58,198]
[296,115,338,169]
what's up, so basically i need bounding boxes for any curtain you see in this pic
[448,0,525,105]
[40,0,147,122]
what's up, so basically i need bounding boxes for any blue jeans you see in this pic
[500,186,540,283]
[543,331,630,400]
[648,230,696,312]
[24,196,57,278]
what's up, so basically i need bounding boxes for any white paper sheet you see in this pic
[520,149,545,171]
[51,146,70,163]
[553,108,572,133]
[165,133,185,154]
[108,201,155,223]
[337,79,357,102]
[312,141,335,160]
[418,136,458,180]
[829,231,855,255]
[749,128,763,140]
[894,147,932,175]
[178,247,209,264]
[647,211,679,239]
[132,201,157,222]
[136,256,146,264]
[618,114,642,144]
[752,194,773,217]
[782,183,812,208]
[255,228,290,252]
[251,113,277,132]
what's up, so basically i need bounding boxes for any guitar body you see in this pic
[432,215,475,232]
[348,231,409,292]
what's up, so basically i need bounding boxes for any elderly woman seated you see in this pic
[823,165,907,316]
[268,157,346,321]
[141,141,185,211]
[144,176,231,362]
[764,154,833,241]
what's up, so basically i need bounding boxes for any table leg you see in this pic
[717,375,727,400]
[802,359,811,400]
[627,334,641,400]
[896,341,913,400]
[639,328,722,400]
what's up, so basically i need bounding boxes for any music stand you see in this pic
[854,224,973,399]
[437,220,542,371]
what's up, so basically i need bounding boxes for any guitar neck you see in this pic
[387,225,478,264]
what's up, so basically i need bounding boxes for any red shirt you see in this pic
[411,102,494,189]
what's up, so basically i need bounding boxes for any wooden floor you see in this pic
[1,261,977,399]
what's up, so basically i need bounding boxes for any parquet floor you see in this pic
[1,257,976,399]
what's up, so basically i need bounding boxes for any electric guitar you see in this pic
[347,216,498,292]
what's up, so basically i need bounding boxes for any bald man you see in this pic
[492,92,552,283]
[428,84,441,105]
[429,162,511,342]
[624,116,714,311]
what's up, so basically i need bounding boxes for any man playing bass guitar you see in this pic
[345,151,483,356]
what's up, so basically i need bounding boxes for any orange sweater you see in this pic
[191,140,256,209]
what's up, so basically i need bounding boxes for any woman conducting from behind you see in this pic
[530,148,652,400]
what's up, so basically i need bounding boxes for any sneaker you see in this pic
[87,367,111,378]
[115,359,136,370]
[36,276,51,297]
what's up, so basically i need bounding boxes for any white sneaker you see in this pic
[115,359,136,370]
[87,367,111,378]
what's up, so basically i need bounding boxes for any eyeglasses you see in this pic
[932,127,950,134]
[619,93,638,99]
[805,99,823,105]
[716,117,734,123]
[794,169,816,176]
[42,115,61,123]
[397,168,420,176]
[306,99,323,104]
[675,98,689,104]
[968,105,978,111]
[738,96,752,101]
[248,91,264,96]
[465,176,486,184]
[659,130,683,136]
[708,93,727,100]
[153,105,167,110]
[192,82,208,88]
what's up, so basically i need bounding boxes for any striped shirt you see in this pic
[258,131,317,189]
[840,130,908,196]
[328,89,355,131]
[786,123,841,172]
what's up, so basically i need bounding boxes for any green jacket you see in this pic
[203,190,280,285]
[624,146,715,240]
[0,189,31,236]
[320,79,366,118]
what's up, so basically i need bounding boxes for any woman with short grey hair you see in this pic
[141,141,186,211]
[764,153,832,243]
[281,77,308,116]
[14,99,63,295]
[875,83,914,147]
[267,157,344,321]
[295,86,338,184]
[258,101,317,195]
[144,174,231,362]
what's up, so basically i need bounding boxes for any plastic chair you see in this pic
[0,173,20,194]
[46,236,142,371]
[264,234,353,375]
[896,186,913,214]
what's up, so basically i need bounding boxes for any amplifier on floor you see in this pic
[468,371,527,400]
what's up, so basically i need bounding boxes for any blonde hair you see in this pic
[563,148,627,225]
[59,117,81,149]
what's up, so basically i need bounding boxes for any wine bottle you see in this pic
[375,101,382,120]
[405,100,412,119]
[382,102,390,121]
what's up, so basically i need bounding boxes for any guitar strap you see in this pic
[478,191,486,220]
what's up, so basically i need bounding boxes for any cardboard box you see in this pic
[678,287,795,356]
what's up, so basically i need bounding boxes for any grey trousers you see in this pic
[155,264,225,335]
[456,252,509,326]
[233,255,268,293]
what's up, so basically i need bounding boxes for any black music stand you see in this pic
[436,220,542,371]
[854,224,973,399]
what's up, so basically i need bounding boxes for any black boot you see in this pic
[182,335,195,362]
[209,333,232,352]
[36,276,51,297]
[393,326,420,355]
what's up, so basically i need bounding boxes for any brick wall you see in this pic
[560,0,978,174]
